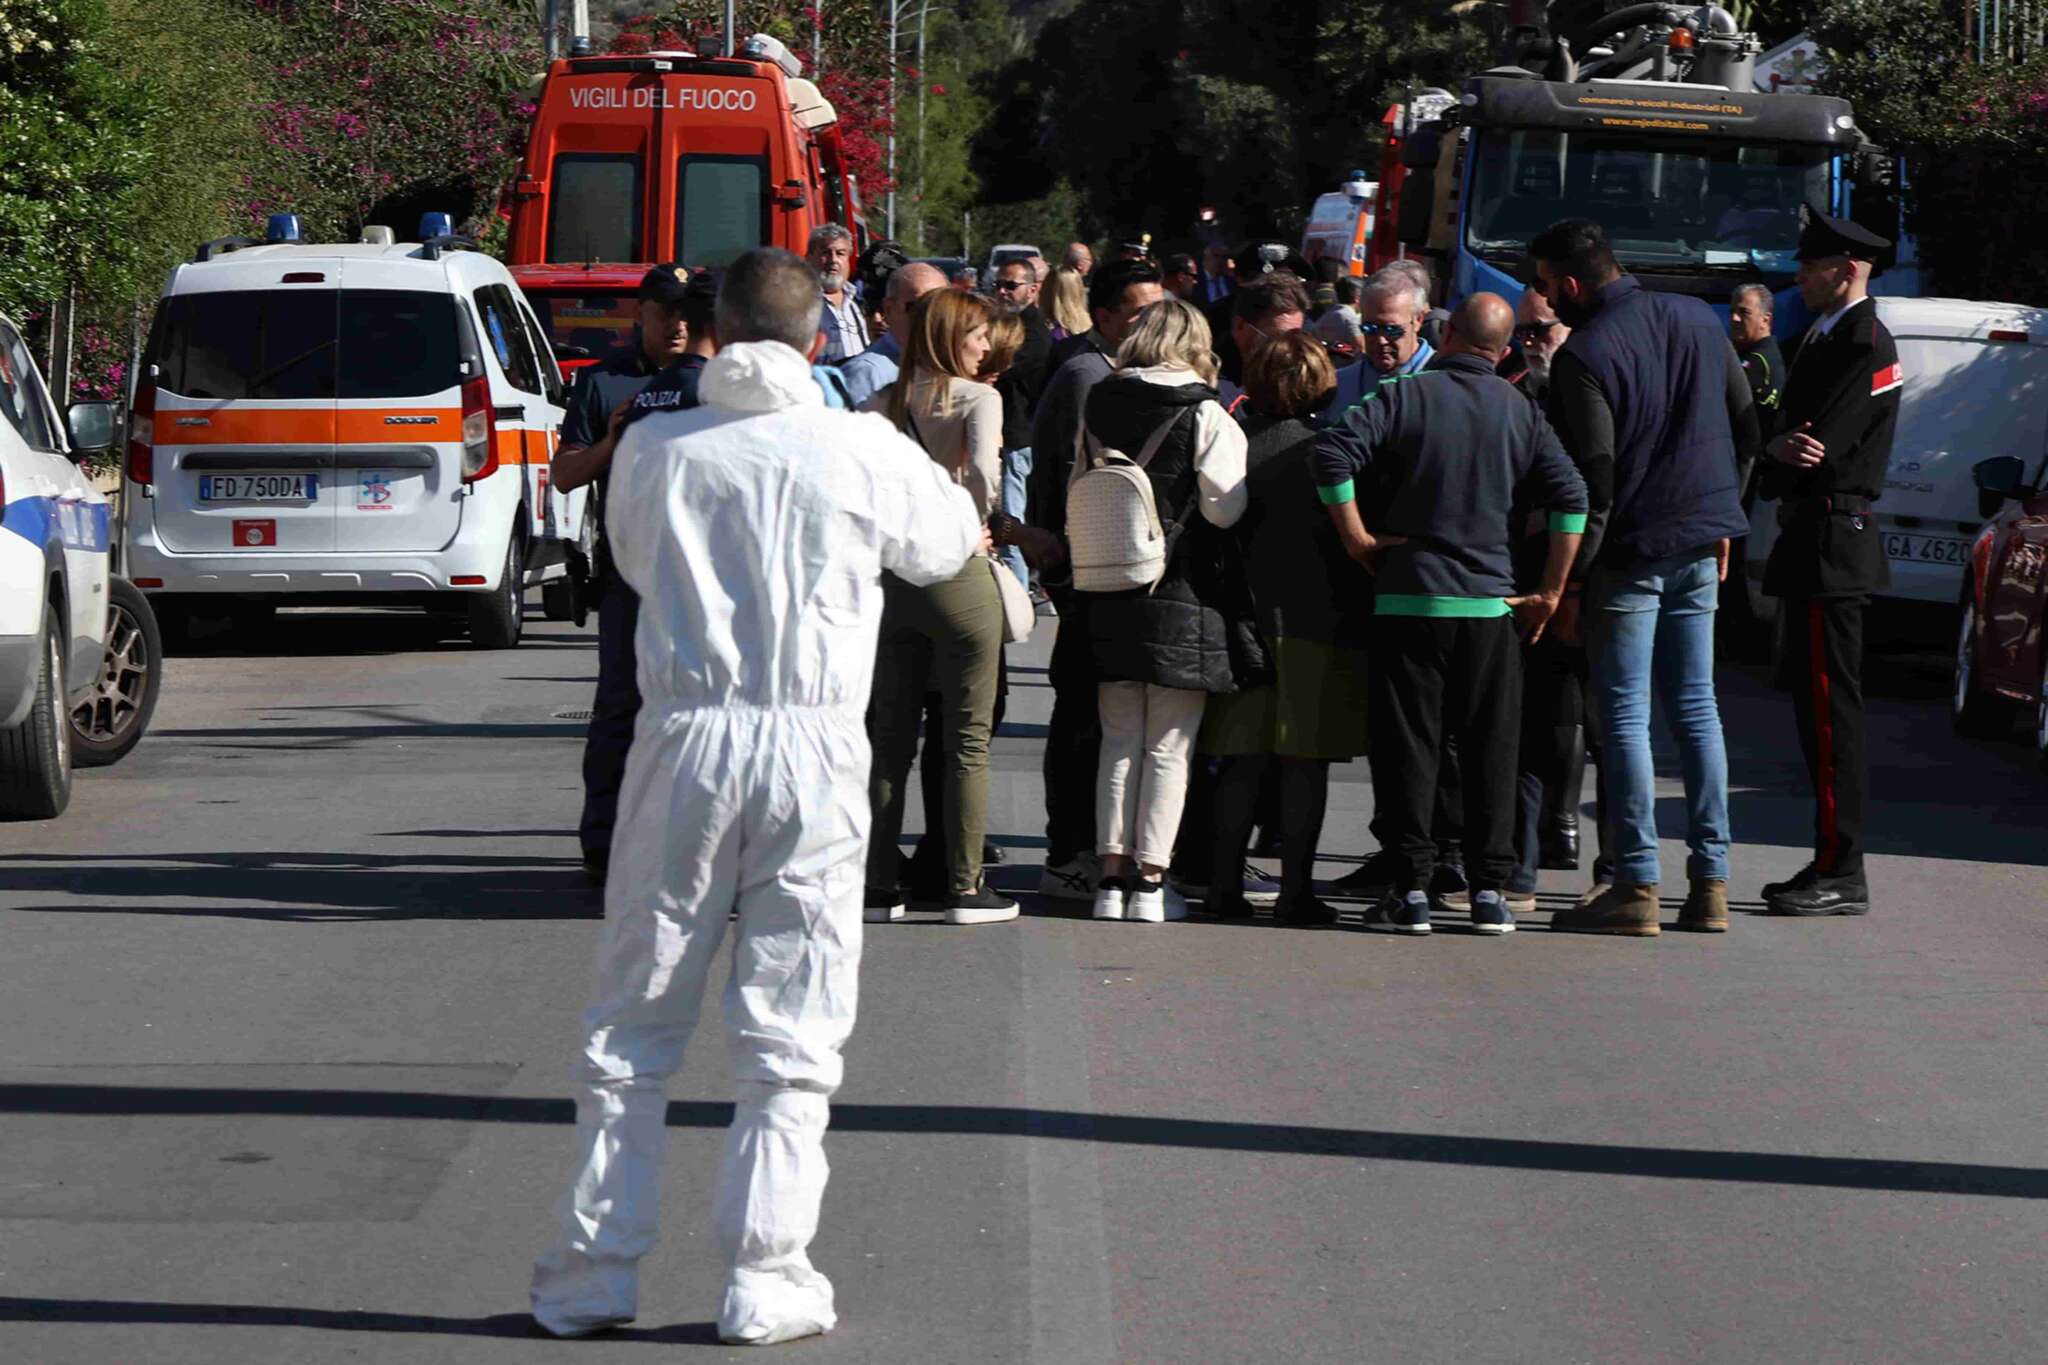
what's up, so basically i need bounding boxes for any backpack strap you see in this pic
[1129,406,1190,471]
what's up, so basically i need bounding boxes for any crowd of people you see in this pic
[527,205,1902,1342]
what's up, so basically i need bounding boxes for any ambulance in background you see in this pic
[1300,173,1377,277]
[505,33,867,368]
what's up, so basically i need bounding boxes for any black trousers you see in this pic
[1511,632,1586,892]
[1368,660,1465,864]
[578,579,641,860]
[1371,615,1521,892]
[1778,594,1868,878]
[1211,755,1330,904]
[1043,590,1102,866]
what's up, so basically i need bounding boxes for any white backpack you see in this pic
[1066,407,1193,593]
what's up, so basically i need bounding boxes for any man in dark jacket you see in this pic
[1027,258,1163,902]
[992,258,1053,590]
[1757,210,1901,918]
[555,264,713,883]
[1312,294,1588,937]
[1533,219,1761,937]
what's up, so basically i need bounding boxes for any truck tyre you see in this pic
[467,530,526,649]
[70,577,163,768]
[0,616,74,820]
[542,575,578,622]
[1952,593,2016,738]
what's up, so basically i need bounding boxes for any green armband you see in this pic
[1549,511,1588,534]
[1316,479,1356,506]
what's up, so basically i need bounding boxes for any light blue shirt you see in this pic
[838,333,901,410]
[1316,337,1435,428]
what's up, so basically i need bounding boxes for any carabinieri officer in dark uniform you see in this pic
[1758,209,1901,917]
[554,263,700,883]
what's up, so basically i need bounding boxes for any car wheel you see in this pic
[0,615,74,820]
[70,577,163,768]
[466,530,526,649]
[1952,592,2017,738]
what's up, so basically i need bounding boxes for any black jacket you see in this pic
[1546,275,1759,571]
[1237,414,1373,648]
[1081,373,1265,694]
[1310,352,1588,608]
[1760,298,1901,598]
[997,307,1053,452]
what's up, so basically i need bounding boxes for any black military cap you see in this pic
[683,266,721,303]
[638,262,693,307]
[1795,205,1892,263]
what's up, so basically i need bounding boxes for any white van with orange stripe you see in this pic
[123,218,576,648]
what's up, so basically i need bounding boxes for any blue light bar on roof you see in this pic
[419,212,454,240]
[266,213,302,243]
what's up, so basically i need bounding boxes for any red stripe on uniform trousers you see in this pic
[1809,600,1839,872]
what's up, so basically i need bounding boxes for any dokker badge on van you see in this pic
[384,415,437,425]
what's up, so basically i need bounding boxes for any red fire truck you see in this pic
[504,33,867,368]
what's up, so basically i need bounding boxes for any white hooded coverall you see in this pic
[530,340,981,1344]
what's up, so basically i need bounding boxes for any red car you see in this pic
[1953,453,2048,769]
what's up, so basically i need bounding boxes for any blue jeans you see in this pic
[1000,446,1032,588]
[1587,547,1730,885]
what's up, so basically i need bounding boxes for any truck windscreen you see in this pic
[1465,130,1830,269]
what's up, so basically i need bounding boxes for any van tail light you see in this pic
[460,374,498,482]
[127,380,156,486]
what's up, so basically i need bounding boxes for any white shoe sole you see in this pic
[1389,920,1432,936]
[944,905,1020,925]
[1092,902,1126,920]
[533,1314,633,1339]
[864,904,904,923]
[1241,887,1282,907]
[1470,918,1517,936]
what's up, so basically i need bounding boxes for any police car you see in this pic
[124,214,582,648]
[1,312,161,819]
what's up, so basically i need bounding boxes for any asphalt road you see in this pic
[3,602,2045,1363]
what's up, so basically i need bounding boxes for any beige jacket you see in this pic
[861,373,1003,521]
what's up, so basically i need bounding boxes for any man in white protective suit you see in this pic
[530,247,984,1346]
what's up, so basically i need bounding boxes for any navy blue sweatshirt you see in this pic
[1309,351,1588,616]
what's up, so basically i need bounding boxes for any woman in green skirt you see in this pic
[1201,332,1373,924]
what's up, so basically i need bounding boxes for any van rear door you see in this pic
[148,286,338,553]
[472,283,564,547]
[330,262,470,554]
[656,71,783,264]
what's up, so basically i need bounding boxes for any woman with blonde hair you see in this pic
[1043,264,1091,340]
[1076,297,1256,923]
[863,288,1016,925]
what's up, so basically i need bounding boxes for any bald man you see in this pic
[840,261,947,409]
[1311,293,1588,937]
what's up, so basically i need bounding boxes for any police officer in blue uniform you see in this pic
[555,264,712,882]
[1759,210,1901,918]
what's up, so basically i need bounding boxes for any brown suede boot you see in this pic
[1551,882,1661,936]
[1677,878,1729,933]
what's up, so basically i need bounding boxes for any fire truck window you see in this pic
[338,291,462,398]
[548,154,644,264]
[677,155,765,268]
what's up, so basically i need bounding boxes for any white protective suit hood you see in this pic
[699,339,826,413]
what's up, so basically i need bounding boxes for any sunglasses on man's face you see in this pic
[1358,321,1411,340]
[1514,321,1560,341]
[994,279,1029,292]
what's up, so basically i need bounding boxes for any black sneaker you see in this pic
[1277,896,1340,928]
[1430,861,1470,912]
[865,886,906,923]
[1328,850,1397,900]
[1469,889,1517,936]
[1765,873,1869,917]
[1363,889,1432,936]
[1761,863,1820,901]
[944,884,1020,926]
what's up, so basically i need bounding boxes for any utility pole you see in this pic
[542,0,560,59]
[812,1,822,76]
[725,0,736,54]
[886,0,898,238]
[915,1,927,250]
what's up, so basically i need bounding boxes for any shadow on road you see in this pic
[164,606,593,660]
[2,1082,2042,1201]
[0,1299,717,1342]
[0,851,596,922]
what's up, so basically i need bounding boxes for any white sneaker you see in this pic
[1040,852,1102,902]
[1091,879,1127,920]
[1126,880,1187,924]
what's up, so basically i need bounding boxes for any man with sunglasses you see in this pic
[1317,267,1436,427]
[992,260,1053,594]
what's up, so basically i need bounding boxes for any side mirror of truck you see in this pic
[66,401,118,457]
[1973,454,2028,518]
[1852,148,1894,192]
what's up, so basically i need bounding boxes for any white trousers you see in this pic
[1095,681,1206,868]
[531,705,867,1344]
